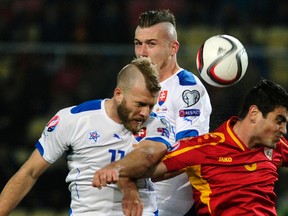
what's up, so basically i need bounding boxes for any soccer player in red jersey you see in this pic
[93,79,288,216]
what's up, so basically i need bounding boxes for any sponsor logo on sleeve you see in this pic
[182,90,200,107]
[46,116,60,132]
[179,109,200,117]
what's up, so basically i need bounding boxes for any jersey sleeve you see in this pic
[138,115,174,150]
[162,132,223,172]
[161,140,192,172]
[35,108,73,164]
[174,74,212,141]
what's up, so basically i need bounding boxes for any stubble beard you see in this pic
[117,99,143,134]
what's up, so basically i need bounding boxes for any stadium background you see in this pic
[0,0,287,215]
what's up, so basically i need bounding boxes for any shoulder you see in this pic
[51,99,104,129]
[70,99,103,114]
[176,69,204,86]
[144,113,172,131]
[166,132,224,153]
[142,113,172,136]
[167,69,209,97]
[277,136,288,152]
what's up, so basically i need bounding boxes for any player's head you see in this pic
[239,79,288,119]
[115,57,160,133]
[137,9,176,28]
[134,9,179,74]
[238,79,288,148]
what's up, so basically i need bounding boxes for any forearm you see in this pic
[113,141,167,178]
[117,177,143,216]
[92,141,168,188]
[117,177,136,192]
[0,150,49,216]
[152,169,184,182]
[0,167,38,215]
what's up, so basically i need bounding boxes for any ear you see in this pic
[114,87,124,103]
[248,105,260,123]
[171,41,179,56]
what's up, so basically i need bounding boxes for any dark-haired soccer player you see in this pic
[94,79,288,215]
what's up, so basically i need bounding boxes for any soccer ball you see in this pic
[196,34,248,87]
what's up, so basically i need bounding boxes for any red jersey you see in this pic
[162,117,288,216]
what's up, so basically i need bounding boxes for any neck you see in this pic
[233,120,257,149]
[159,63,181,82]
[105,99,121,123]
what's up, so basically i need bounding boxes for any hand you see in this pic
[121,180,143,216]
[92,168,119,189]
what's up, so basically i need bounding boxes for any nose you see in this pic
[137,44,148,57]
[280,123,287,135]
[139,106,150,118]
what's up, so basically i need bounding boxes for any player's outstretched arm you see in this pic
[0,149,50,216]
[93,140,168,188]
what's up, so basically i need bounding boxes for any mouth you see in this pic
[275,135,282,142]
[135,120,143,126]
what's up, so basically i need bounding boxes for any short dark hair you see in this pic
[138,9,176,28]
[238,79,288,118]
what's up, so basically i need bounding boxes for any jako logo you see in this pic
[218,157,232,162]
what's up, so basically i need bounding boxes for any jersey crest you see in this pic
[158,90,168,106]
[134,127,147,141]
[264,148,273,160]
[88,130,100,143]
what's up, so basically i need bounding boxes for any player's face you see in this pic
[134,24,174,73]
[117,90,157,133]
[257,107,287,148]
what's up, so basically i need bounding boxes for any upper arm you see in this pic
[21,149,51,179]
[137,139,168,165]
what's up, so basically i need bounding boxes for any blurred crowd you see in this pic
[0,0,288,215]
[0,0,288,44]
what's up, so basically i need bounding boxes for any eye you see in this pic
[147,42,156,47]
[276,116,286,125]
[134,41,142,46]
[137,102,146,107]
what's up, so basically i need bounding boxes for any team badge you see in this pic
[182,90,200,107]
[134,127,147,141]
[264,148,273,160]
[89,130,100,143]
[46,116,60,132]
[158,90,168,106]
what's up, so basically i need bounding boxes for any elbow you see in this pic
[139,143,167,170]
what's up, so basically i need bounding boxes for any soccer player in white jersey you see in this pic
[0,57,172,216]
[94,9,211,216]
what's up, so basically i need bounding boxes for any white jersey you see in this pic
[36,99,172,216]
[153,69,212,216]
